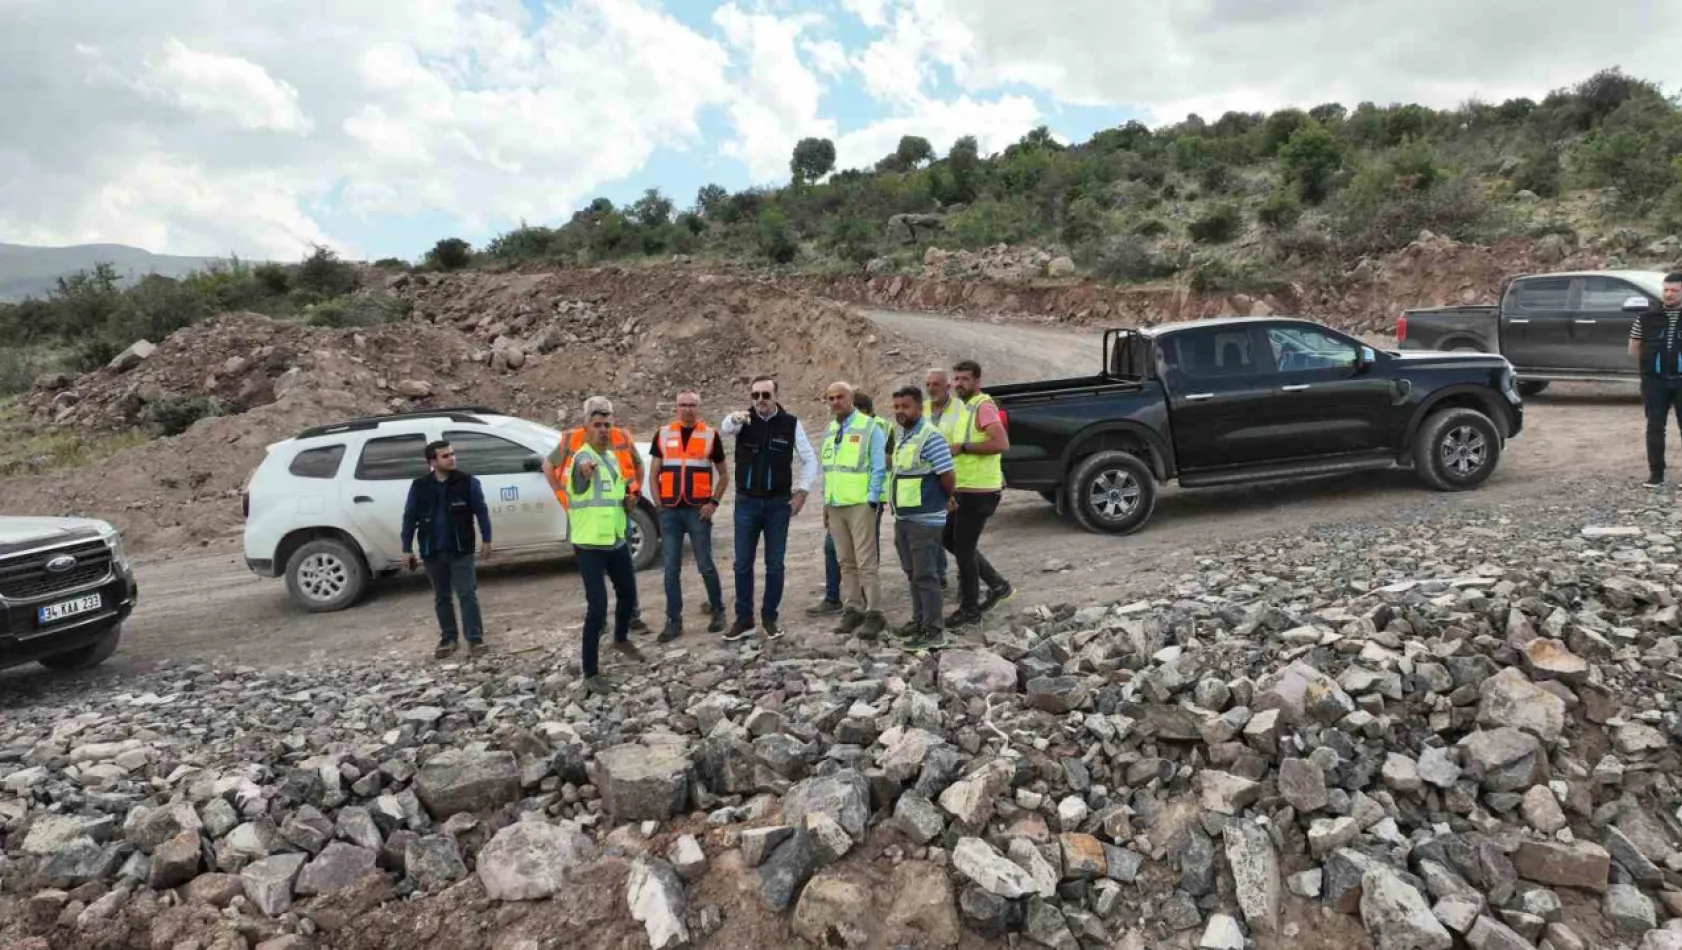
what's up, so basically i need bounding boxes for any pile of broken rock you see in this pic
[4,511,1682,950]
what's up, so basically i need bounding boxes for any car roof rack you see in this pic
[294,406,504,440]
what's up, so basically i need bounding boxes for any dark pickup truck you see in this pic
[1398,269,1666,395]
[993,317,1523,534]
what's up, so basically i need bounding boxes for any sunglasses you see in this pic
[751,391,775,400]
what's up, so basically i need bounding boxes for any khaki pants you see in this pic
[827,503,880,614]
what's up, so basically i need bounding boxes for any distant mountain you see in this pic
[0,243,245,302]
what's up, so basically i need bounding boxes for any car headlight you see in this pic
[97,523,128,567]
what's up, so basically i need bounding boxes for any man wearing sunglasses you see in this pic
[719,376,818,640]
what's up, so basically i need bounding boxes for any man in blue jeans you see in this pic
[720,376,818,641]
[401,440,492,659]
[651,390,728,642]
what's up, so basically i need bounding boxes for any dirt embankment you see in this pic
[2,270,935,553]
[802,232,1618,335]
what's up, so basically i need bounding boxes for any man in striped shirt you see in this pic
[1628,273,1682,487]
[887,385,957,651]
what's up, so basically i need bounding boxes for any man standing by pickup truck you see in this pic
[1629,272,1682,488]
[946,360,1015,627]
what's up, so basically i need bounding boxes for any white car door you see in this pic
[342,430,435,568]
[441,427,563,550]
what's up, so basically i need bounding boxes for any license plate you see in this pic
[39,594,101,625]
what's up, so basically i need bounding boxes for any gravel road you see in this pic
[1,308,1653,693]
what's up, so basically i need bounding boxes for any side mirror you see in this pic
[1624,295,1652,313]
[1357,345,1376,371]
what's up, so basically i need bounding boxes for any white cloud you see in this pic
[802,38,850,78]
[136,40,313,133]
[714,3,837,182]
[839,0,889,28]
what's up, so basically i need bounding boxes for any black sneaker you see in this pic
[1645,473,1665,489]
[467,642,489,658]
[890,620,922,640]
[904,628,948,653]
[835,609,866,634]
[584,674,615,696]
[612,640,648,663]
[658,622,682,644]
[723,617,756,642]
[706,607,726,634]
[945,607,982,629]
[629,616,651,636]
[979,582,1015,614]
[806,599,843,617]
[434,640,459,659]
[762,620,785,640]
[856,612,887,641]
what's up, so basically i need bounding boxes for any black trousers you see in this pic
[942,491,1008,612]
[1643,376,1682,478]
[577,544,637,677]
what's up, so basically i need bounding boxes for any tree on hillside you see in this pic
[1261,108,1310,155]
[790,137,837,185]
[630,188,674,228]
[295,245,358,298]
[1280,123,1345,204]
[426,238,472,271]
[895,135,934,168]
[696,183,728,216]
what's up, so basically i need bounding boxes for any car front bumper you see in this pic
[0,565,137,670]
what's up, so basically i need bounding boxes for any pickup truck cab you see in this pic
[1397,269,1668,394]
[994,317,1523,534]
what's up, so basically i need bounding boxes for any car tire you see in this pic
[628,505,660,571]
[284,538,370,612]
[1517,380,1550,397]
[38,624,121,672]
[1068,450,1158,535]
[1414,407,1502,492]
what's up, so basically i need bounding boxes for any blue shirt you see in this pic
[897,418,955,528]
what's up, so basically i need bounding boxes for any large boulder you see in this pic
[782,770,870,839]
[413,750,520,820]
[1477,668,1565,743]
[476,820,597,901]
[108,340,157,373]
[626,858,689,950]
[937,649,1018,699]
[886,213,945,245]
[597,742,692,822]
[792,874,872,948]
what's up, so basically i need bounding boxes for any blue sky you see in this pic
[4,0,1677,261]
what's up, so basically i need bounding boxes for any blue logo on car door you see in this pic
[500,485,519,502]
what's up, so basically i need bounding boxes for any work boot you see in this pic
[762,619,785,640]
[629,615,651,636]
[856,611,887,641]
[979,581,1015,614]
[806,599,843,617]
[584,674,615,696]
[723,617,756,642]
[890,620,922,640]
[468,642,489,658]
[434,640,458,659]
[658,621,683,644]
[835,609,866,634]
[611,640,648,664]
[904,627,948,653]
[706,606,727,634]
[945,607,982,629]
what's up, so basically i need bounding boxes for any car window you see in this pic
[288,444,345,479]
[1579,276,1645,313]
[444,430,540,477]
[354,434,431,481]
[1162,328,1265,380]
[1511,277,1571,311]
[1266,326,1358,373]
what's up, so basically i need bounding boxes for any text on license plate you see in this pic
[39,594,101,624]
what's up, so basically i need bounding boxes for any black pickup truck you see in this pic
[1398,269,1666,395]
[993,317,1523,534]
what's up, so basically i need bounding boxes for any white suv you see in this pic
[242,406,661,612]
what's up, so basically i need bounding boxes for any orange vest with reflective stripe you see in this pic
[655,422,717,507]
[555,426,639,507]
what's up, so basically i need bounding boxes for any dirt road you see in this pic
[1,308,1652,694]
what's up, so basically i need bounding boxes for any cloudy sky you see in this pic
[2,0,1677,262]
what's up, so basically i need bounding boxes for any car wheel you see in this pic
[1414,407,1502,492]
[628,506,660,571]
[1517,380,1550,397]
[1068,450,1158,535]
[38,624,121,672]
[284,538,370,612]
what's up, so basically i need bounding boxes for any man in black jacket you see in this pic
[1628,272,1682,488]
[401,440,493,658]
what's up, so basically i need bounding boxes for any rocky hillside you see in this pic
[4,498,1682,950]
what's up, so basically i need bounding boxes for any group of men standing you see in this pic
[408,360,1016,695]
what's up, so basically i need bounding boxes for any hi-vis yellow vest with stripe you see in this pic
[953,393,1003,491]
[821,413,873,506]
[565,444,627,548]
[890,421,943,514]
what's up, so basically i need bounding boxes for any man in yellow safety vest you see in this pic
[820,381,888,640]
[810,391,889,616]
[565,396,646,694]
[943,359,1015,627]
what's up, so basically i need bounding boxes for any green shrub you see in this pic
[1188,203,1243,243]
[145,395,224,437]
[1132,218,1170,238]
[1257,188,1303,230]
[1512,148,1562,197]
[426,238,473,270]
[0,346,38,396]
[1199,162,1233,195]
[295,245,359,297]
[755,208,797,264]
[303,293,406,328]
[1093,235,1178,282]
[1280,124,1345,203]
[254,262,292,294]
